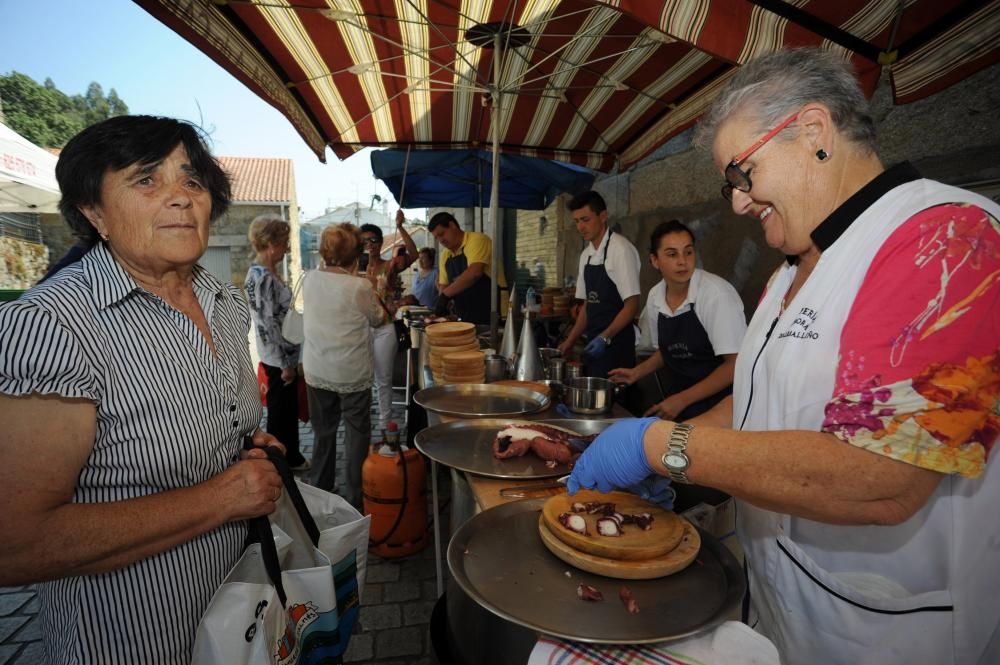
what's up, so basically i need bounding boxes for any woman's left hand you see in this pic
[567,417,658,494]
[280,366,297,386]
[395,209,405,228]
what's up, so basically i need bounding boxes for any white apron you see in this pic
[732,178,1000,665]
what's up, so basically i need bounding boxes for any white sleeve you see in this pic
[606,236,642,300]
[636,298,656,351]
[697,277,747,355]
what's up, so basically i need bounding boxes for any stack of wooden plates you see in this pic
[552,292,572,317]
[442,350,485,384]
[426,322,479,384]
[537,489,700,579]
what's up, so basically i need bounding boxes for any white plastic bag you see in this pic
[192,452,370,664]
[280,272,307,345]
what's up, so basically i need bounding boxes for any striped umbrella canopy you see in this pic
[136,0,998,340]
[134,0,1000,172]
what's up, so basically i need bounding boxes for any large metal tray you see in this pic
[414,383,550,418]
[447,498,744,645]
[414,419,618,480]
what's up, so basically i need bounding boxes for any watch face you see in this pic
[664,452,688,470]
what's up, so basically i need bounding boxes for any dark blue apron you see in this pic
[445,251,492,325]
[657,302,731,420]
[583,230,635,378]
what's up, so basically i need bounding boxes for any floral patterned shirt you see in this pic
[822,203,1000,478]
[244,263,300,369]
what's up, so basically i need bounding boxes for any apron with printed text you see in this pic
[657,303,730,421]
[733,179,1000,665]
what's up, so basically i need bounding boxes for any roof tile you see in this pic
[217,156,293,203]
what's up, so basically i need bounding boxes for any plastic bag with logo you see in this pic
[191,449,370,665]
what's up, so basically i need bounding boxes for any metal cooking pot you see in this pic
[563,377,624,415]
[484,354,510,383]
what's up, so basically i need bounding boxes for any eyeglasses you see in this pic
[721,111,799,201]
[362,237,381,246]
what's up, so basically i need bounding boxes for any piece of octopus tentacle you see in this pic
[558,512,589,535]
[596,517,623,537]
[492,434,532,459]
[528,437,579,464]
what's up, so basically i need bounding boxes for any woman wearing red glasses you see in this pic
[567,48,1000,664]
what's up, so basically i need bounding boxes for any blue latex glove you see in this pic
[624,475,675,511]
[555,403,573,418]
[567,417,659,495]
[583,335,608,359]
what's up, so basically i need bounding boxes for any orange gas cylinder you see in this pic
[362,422,430,558]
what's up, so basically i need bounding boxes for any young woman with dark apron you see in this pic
[610,221,745,421]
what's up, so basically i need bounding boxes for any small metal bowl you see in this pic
[563,377,624,415]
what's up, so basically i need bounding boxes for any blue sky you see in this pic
[0,0,407,222]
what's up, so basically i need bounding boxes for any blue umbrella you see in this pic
[370,148,594,210]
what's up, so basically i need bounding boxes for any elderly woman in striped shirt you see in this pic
[0,115,284,665]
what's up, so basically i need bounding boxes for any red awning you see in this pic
[134,0,1000,170]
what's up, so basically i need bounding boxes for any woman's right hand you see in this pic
[212,452,283,522]
[608,366,640,385]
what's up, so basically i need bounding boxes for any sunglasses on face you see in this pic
[721,111,800,201]
[362,237,380,246]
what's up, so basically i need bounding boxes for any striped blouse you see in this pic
[0,243,261,665]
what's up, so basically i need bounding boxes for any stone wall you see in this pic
[0,236,48,289]
[512,196,571,294]
[39,212,76,272]
[212,202,292,286]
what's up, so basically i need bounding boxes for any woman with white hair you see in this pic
[245,214,308,471]
[567,48,1000,664]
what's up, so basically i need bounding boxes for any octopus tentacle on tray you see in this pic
[492,424,598,465]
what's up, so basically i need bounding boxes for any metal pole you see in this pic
[489,32,503,349]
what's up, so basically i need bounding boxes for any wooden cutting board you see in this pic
[538,515,700,579]
[541,490,684,561]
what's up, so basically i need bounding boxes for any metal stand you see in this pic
[431,459,444,597]
[391,347,412,426]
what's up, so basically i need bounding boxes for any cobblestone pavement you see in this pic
[0,387,450,664]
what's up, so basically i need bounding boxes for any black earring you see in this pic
[816,148,828,161]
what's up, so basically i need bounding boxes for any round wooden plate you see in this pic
[443,350,485,361]
[538,515,700,579]
[541,490,684,561]
[426,321,476,337]
[427,335,478,348]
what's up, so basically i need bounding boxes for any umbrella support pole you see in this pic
[489,33,503,349]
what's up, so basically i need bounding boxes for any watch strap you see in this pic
[661,422,694,484]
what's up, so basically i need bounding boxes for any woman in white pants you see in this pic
[359,211,417,431]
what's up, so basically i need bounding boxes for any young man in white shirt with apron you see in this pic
[558,191,642,379]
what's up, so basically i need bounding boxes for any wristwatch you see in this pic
[661,423,694,484]
[599,334,612,346]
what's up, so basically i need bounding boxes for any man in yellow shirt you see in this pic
[429,212,505,325]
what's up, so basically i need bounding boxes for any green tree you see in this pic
[0,71,129,148]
